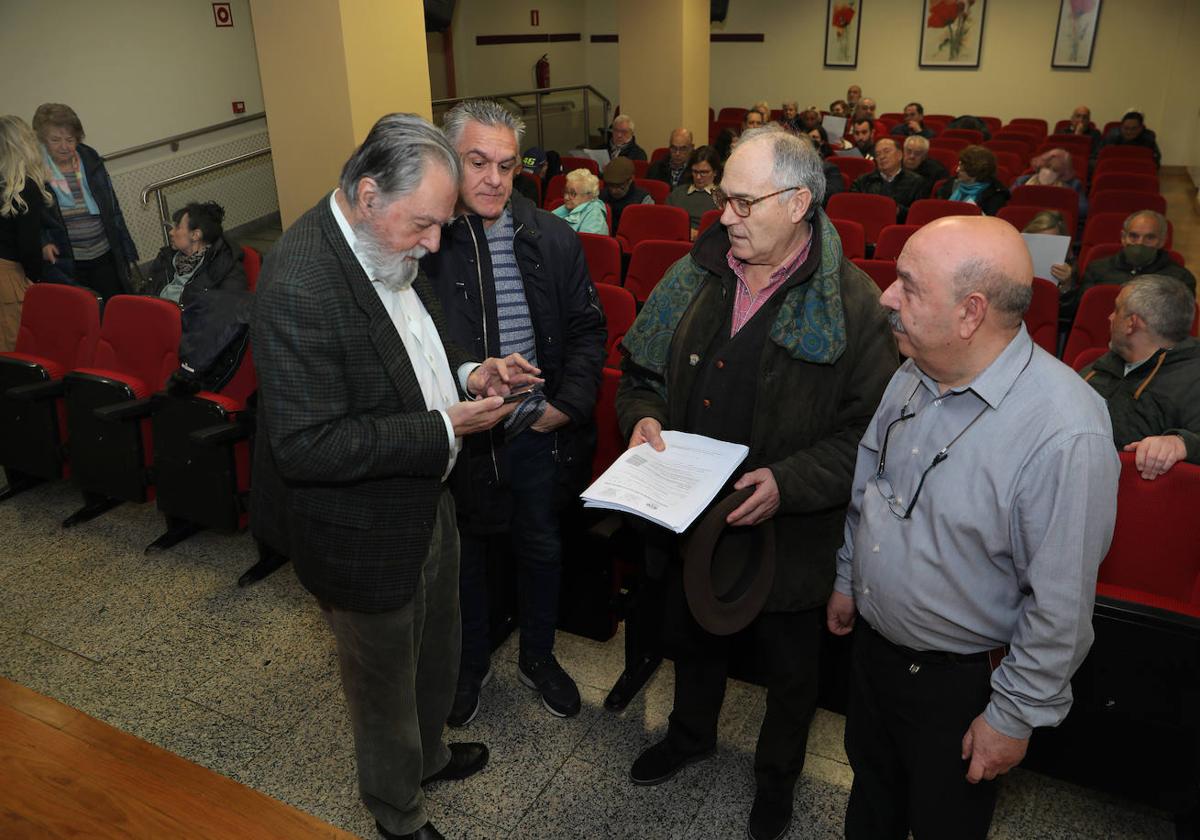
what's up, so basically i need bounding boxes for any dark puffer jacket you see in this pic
[421,193,607,533]
[147,234,248,306]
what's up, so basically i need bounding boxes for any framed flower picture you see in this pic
[824,0,861,68]
[919,0,987,68]
[1052,0,1102,69]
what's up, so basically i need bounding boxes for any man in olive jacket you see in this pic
[617,126,897,840]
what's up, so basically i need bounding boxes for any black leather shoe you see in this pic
[747,788,793,840]
[422,742,489,784]
[629,739,714,786]
[518,653,581,717]
[375,820,445,839]
[446,666,492,728]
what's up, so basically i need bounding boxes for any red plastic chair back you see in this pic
[927,148,960,174]
[636,178,670,204]
[930,137,968,154]
[978,116,1002,135]
[996,205,1054,232]
[1093,158,1157,178]
[241,246,262,292]
[851,258,896,293]
[624,239,692,303]
[1008,185,1079,232]
[1072,346,1106,372]
[990,134,1036,155]
[13,284,102,371]
[1090,190,1167,218]
[826,193,898,244]
[831,218,866,260]
[1024,277,1059,355]
[941,128,983,144]
[1062,285,1122,367]
[830,156,876,185]
[697,209,723,237]
[560,156,600,176]
[717,107,747,122]
[873,225,920,260]
[87,296,181,393]
[591,367,624,481]
[1090,172,1160,197]
[632,160,649,178]
[650,147,669,164]
[906,199,982,226]
[1097,145,1156,163]
[596,283,636,367]
[578,232,621,286]
[616,204,691,252]
[544,174,567,208]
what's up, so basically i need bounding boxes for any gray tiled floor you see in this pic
[0,472,1176,839]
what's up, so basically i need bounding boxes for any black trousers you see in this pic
[74,253,124,301]
[662,563,823,795]
[844,621,999,840]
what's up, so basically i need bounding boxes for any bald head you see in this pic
[914,217,1033,321]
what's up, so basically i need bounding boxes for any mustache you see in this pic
[886,309,906,333]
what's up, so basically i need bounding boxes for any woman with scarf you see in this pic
[0,116,52,350]
[934,144,1011,216]
[147,201,247,305]
[34,103,138,299]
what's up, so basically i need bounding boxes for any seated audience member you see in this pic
[713,127,738,162]
[829,99,850,118]
[148,201,247,305]
[609,114,647,161]
[848,117,875,158]
[795,109,823,133]
[0,115,50,351]
[806,125,834,159]
[854,98,888,139]
[945,114,992,141]
[1102,111,1161,167]
[934,145,1010,215]
[845,85,862,113]
[1066,104,1103,153]
[752,101,771,123]
[646,128,694,189]
[602,156,653,233]
[1012,148,1088,219]
[1022,210,1074,287]
[902,135,948,183]
[780,101,799,124]
[804,128,845,205]
[890,102,934,138]
[1078,210,1195,296]
[552,169,608,235]
[514,145,548,203]
[666,145,721,238]
[1081,275,1200,479]
[742,109,765,132]
[850,138,929,223]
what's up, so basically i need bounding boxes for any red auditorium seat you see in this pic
[650,147,668,164]
[615,204,690,253]
[927,147,960,175]
[578,232,621,286]
[1042,134,1093,157]
[873,224,920,260]
[996,205,1052,232]
[941,128,984,144]
[596,283,636,367]
[906,199,982,226]
[0,284,102,498]
[697,208,722,237]
[624,239,692,303]
[591,367,624,482]
[1082,212,1173,250]
[717,107,747,122]
[831,219,866,260]
[1062,285,1121,367]
[635,178,669,204]
[560,156,600,176]
[1090,172,1160,197]
[978,116,1002,135]
[1007,118,1048,137]
[826,193,898,246]
[1079,242,1185,278]
[991,150,1024,176]
[544,174,567,208]
[985,139,1035,159]
[930,137,969,154]
[632,160,649,178]
[61,295,181,526]
[1071,346,1106,372]
[241,246,262,291]
[1008,185,1079,232]
[1097,145,1156,164]
[1093,158,1157,178]
[851,258,896,294]
[1089,190,1167,218]
[830,156,876,185]
[1025,277,1059,355]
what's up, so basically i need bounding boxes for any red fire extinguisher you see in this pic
[535,54,550,89]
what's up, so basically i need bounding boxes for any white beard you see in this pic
[354,221,426,292]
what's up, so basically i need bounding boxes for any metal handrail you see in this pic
[140,147,272,247]
[433,85,611,149]
[105,112,267,162]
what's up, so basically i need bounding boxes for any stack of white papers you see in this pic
[580,431,750,533]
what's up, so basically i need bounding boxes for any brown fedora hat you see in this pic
[682,487,776,636]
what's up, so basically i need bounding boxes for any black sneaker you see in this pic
[517,653,581,717]
[446,666,492,728]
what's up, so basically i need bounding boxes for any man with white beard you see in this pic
[251,112,540,840]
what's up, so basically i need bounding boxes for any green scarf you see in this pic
[621,208,848,383]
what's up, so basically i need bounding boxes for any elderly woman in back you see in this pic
[667,146,722,239]
[34,103,138,300]
[148,201,247,305]
[552,169,608,234]
[1012,148,1088,219]
[934,145,1011,216]
[0,116,52,350]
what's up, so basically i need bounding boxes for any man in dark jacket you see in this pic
[903,135,949,184]
[1082,275,1200,479]
[646,128,694,189]
[603,156,654,235]
[1102,111,1162,167]
[1080,210,1195,294]
[618,126,897,840]
[889,102,935,139]
[424,100,607,726]
[608,114,648,161]
[851,138,930,223]
[252,113,535,840]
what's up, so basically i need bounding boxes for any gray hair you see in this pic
[565,168,599,198]
[1124,209,1168,240]
[612,114,635,131]
[904,135,930,154]
[339,112,460,205]
[738,124,826,209]
[441,99,526,149]
[1123,274,1195,343]
[952,258,1033,329]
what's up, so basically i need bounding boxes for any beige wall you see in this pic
[709,0,1198,166]
[0,0,264,154]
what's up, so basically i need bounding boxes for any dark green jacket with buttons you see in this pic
[616,222,898,612]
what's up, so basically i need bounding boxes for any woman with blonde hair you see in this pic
[0,116,52,350]
[552,168,608,234]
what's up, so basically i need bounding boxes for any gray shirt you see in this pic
[835,326,1119,739]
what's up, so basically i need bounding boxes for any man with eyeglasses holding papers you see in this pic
[826,215,1120,840]
[617,125,896,840]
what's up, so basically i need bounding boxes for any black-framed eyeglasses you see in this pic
[874,381,988,520]
[713,186,802,218]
